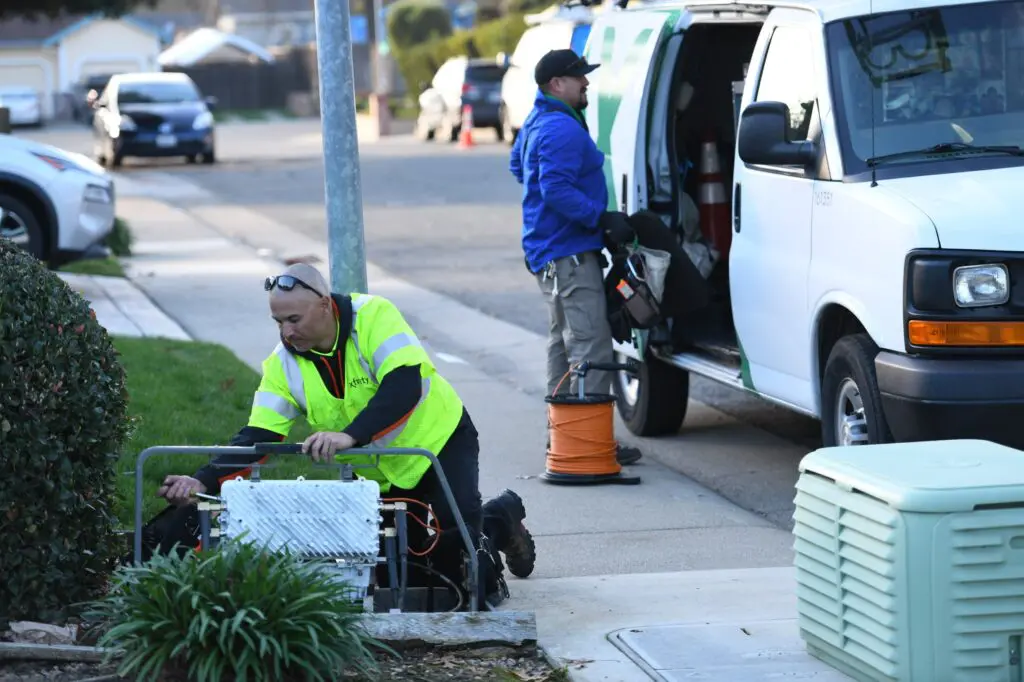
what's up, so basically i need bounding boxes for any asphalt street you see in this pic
[21,119,822,529]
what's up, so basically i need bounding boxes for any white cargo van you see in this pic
[586,0,1024,448]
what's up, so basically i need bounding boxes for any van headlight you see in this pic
[953,264,1009,307]
[193,111,214,130]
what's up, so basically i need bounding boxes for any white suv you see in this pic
[0,134,115,267]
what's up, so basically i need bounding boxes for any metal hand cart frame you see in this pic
[132,444,482,612]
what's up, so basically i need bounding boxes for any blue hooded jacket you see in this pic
[510,91,608,273]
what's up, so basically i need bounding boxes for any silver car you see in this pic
[0,134,115,267]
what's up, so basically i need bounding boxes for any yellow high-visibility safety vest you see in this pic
[247,293,464,492]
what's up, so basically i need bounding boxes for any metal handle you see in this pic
[574,360,639,375]
[132,445,481,611]
[253,443,304,455]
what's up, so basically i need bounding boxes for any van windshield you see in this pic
[825,1,1024,176]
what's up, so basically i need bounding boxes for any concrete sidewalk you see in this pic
[98,189,851,681]
[59,272,190,340]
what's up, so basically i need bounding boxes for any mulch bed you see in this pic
[0,647,566,682]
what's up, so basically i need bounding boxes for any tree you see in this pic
[0,0,158,21]
[386,0,452,51]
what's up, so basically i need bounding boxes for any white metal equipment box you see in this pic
[794,439,1024,682]
[218,478,382,602]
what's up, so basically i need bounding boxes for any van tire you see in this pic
[820,334,893,447]
[613,352,689,437]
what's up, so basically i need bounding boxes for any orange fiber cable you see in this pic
[382,496,442,556]
[545,366,621,476]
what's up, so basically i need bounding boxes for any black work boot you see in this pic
[484,489,536,579]
[616,443,642,466]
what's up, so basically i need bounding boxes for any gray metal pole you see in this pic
[313,0,369,295]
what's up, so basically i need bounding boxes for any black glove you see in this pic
[598,211,635,246]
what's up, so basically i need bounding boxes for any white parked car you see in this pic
[0,86,43,127]
[0,134,115,267]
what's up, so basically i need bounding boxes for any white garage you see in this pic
[0,13,164,121]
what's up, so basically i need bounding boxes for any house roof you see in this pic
[157,27,275,66]
[0,12,164,47]
[218,0,313,14]
[142,0,313,14]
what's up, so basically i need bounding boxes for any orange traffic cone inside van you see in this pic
[698,131,731,260]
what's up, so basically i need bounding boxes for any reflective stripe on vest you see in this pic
[275,343,307,413]
[350,296,373,380]
[252,389,301,421]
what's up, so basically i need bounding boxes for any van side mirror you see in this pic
[737,101,815,167]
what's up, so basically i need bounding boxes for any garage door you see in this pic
[0,61,51,117]
[79,60,144,80]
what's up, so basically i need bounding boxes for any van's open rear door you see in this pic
[584,8,685,214]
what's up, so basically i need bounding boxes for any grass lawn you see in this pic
[59,256,125,278]
[112,336,331,528]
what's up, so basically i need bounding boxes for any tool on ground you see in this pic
[131,444,488,613]
[459,104,475,148]
[698,130,731,260]
[541,360,643,486]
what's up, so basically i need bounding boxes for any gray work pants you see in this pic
[535,251,616,397]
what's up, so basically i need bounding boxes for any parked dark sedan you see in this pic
[91,72,217,168]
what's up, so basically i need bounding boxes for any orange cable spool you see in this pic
[540,361,642,486]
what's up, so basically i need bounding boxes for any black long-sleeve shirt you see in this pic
[193,294,422,494]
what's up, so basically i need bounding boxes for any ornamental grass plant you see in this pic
[83,536,391,681]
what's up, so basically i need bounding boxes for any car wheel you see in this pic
[501,107,516,146]
[612,350,690,436]
[820,333,894,447]
[186,154,198,164]
[201,148,216,164]
[94,138,107,166]
[0,192,46,259]
[414,118,435,141]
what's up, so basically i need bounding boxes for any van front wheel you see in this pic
[613,352,689,437]
[820,334,893,447]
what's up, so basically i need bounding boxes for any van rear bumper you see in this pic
[876,351,1024,448]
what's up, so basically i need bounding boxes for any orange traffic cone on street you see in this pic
[459,104,475,148]
[698,131,731,260]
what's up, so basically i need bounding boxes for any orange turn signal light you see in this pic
[908,320,1024,346]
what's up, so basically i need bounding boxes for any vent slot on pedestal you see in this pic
[794,475,901,679]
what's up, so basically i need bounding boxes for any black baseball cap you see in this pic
[534,49,600,86]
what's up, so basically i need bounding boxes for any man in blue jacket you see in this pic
[509,48,641,466]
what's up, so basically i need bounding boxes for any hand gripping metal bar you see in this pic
[132,444,481,612]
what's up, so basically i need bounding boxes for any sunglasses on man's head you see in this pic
[264,275,323,297]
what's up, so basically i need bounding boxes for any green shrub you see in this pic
[395,13,528,98]
[0,237,131,625]
[84,537,389,682]
[105,217,134,257]
[386,0,452,51]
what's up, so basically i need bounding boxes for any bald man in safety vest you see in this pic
[155,263,535,605]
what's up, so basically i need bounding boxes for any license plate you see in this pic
[155,134,177,147]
